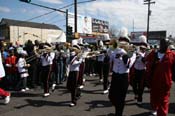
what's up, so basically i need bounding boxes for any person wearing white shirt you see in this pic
[132,46,147,104]
[108,41,136,116]
[40,52,53,97]
[67,51,83,107]
[97,51,105,82]
[16,50,30,92]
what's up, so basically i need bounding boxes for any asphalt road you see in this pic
[0,76,175,116]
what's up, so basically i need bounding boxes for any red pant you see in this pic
[150,89,170,116]
[0,88,10,97]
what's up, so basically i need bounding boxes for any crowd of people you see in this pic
[0,31,175,116]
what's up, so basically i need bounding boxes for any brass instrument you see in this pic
[26,46,55,63]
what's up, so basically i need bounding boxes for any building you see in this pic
[0,18,66,44]
[131,31,166,45]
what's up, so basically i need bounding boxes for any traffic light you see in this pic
[67,26,73,37]
[19,0,31,3]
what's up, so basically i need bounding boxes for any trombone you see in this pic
[26,46,55,63]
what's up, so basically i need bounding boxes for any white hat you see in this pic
[78,37,83,45]
[169,45,175,50]
[118,27,130,44]
[119,27,129,38]
[139,35,147,44]
[138,35,148,49]
[72,39,78,46]
[99,40,104,47]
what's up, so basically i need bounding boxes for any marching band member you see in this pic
[97,40,105,82]
[40,46,53,97]
[108,27,136,116]
[67,45,83,107]
[78,43,90,89]
[102,49,110,94]
[132,35,148,104]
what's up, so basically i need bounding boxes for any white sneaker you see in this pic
[43,93,50,97]
[99,79,103,82]
[79,85,84,89]
[151,111,157,116]
[25,87,29,91]
[103,90,109,94]
[4,95,10,104]
[69,103,76,107]
[83,78,86,83]
[52,84,56,91]
[21,89,26,92]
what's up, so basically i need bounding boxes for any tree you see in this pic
[109,25,119,37]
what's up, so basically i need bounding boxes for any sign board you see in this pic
[92,18,109,33]
[68,13,92,34]
[131,30,166,43]
[68,12,109,34]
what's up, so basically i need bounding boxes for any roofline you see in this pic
[0,18,62,30]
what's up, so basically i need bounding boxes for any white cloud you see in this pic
[38,0,63,4]
[78,0,175,36]
[0,6,10,13]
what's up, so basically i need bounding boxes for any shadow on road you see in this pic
[82,89,103,95]
[96,113,115,116]
[130,112,152,116]
[14,99,70,109]
[85,100,112,111]
[11,92,41,98]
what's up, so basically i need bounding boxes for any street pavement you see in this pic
[0,75,175,116]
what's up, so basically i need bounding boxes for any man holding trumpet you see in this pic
[67,44,83,107]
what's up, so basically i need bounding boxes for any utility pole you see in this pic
[74,0,96,38]
[66,9,68,40]
[133,19,135,33]
[74,0,77,35]
[144,0,155,41]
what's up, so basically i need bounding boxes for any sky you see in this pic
[0,0,175,36]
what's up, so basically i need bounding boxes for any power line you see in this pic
[49,18,66,24]
[24,0,94,22]
[24,3,73,22]
[26,10,56,21]
[43,13,60,22]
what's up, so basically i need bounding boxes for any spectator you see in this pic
[145,38,175,116]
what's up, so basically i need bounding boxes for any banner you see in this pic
[68,13,92,34]
[92,18,109,33]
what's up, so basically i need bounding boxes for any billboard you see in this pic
[68,13,92,34]
[131,31,166,45]
[92,18,109,33]
[68,13,109,34]
[131,31,166,40]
